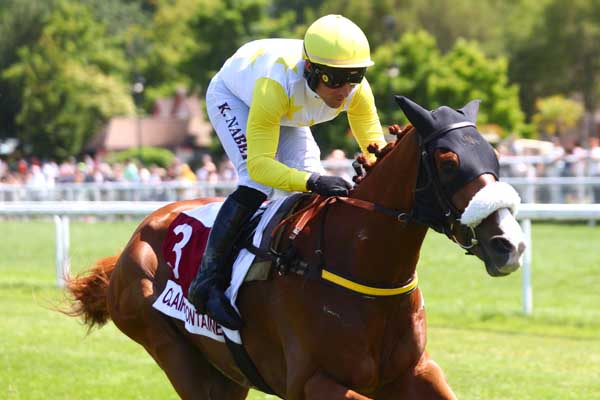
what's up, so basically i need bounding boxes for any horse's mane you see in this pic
[352,124,414,185]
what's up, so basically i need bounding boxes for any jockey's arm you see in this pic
[347,79,387,163]
[246,77,312,192]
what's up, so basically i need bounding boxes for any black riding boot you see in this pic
[188,187,265,330]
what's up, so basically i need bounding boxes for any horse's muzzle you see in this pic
[484,236,525,276]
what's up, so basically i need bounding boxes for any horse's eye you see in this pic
[435,150,460,180]
[440,160,458,175]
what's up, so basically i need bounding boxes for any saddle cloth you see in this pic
[152,196,290,344]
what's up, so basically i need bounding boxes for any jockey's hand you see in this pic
[306,173,352,197]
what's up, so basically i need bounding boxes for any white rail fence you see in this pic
[0,181,238,202]
[1,201,599,315]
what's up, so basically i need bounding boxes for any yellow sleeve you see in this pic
[347,79,387,163]
[246,77,312,192]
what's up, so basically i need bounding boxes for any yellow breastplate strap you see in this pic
[321,270,418,297]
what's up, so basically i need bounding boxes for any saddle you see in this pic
[160,193,309,298]
[238,193,310,282]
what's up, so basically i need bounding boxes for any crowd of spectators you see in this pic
[496,136,600,178]
[2,136,600,203]
[496,135,600,202]
[0,154,238,188]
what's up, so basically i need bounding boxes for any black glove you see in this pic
[306,173,352,197]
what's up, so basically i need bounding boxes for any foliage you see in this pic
[2,1,134,161]
[182,0,298,93]
[78,0,152,37]
[105,146,175,168]
[316,0,519,56]
[397,0,504,53]
[532,95,585,137]
[430,39,525,135]
[2,0,599,159]
[370,31,525,136]
[370,31,441,126]
[508,0,600,133]
[136,0,202,103]
[0,0,55,139]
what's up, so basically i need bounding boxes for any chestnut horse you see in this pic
[65,97,525,399]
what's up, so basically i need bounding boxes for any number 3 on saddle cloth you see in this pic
[153,196,295,343]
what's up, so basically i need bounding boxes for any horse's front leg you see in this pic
[376,354,457,400]
[303,371,373,400]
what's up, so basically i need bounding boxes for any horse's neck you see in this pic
[303,130,427,288]
[351,131,425,284]
[352,129,420,211]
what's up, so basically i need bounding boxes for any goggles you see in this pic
[313,64,366,88]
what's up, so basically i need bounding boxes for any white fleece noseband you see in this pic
[459,181,521,227]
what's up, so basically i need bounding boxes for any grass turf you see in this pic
[1,219,599,399]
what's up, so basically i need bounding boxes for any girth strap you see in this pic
[224,336,277,395]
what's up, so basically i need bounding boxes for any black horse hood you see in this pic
[395,96,499,196]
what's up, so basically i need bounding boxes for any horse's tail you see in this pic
[63,254,120,331]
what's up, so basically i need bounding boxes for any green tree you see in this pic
[532,95,584,138]
[0,0,55,139]
[370,31,524,136]
[395,0,510,54]
[271,0,322,24]
[183,0,297,93]
[135,0,203,103]
[3,1,133,160]
[370,30,441,126]
[508,0,600,137]
[316,0,400,47]
[315,0,527,56]
[429,39,524,135]
[79,0,151,37]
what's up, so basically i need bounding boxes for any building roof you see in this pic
[87,90,213,153]
[153,88,202,119]
[86,115,212,152]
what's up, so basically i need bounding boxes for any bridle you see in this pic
[260,121,488,297]
[412,121,481,253]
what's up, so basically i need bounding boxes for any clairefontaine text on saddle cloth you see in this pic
[154,279,226,341]
[153,196,289,343]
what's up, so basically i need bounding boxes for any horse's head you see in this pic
[396,96,525,276]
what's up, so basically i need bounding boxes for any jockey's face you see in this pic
[316,81,353,109]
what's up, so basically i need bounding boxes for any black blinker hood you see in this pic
[395,96,499,197]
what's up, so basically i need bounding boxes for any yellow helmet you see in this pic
[303,14,374,68]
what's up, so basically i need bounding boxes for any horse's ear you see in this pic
[459,99,481,123]
[394,96,435,133]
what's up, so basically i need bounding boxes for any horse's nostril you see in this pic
[490,236,514,254]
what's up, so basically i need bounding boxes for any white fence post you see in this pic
[53,216,65,288]
[62,216,70,285]
[52,215,71,287]
[520,219,533,315]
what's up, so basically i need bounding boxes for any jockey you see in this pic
[188,14,387,330]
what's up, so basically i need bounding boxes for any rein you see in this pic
[272,195,412,240]
[259,121,486,297]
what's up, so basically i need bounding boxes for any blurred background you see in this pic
[2,2,600,399]
[1,0,600,203]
